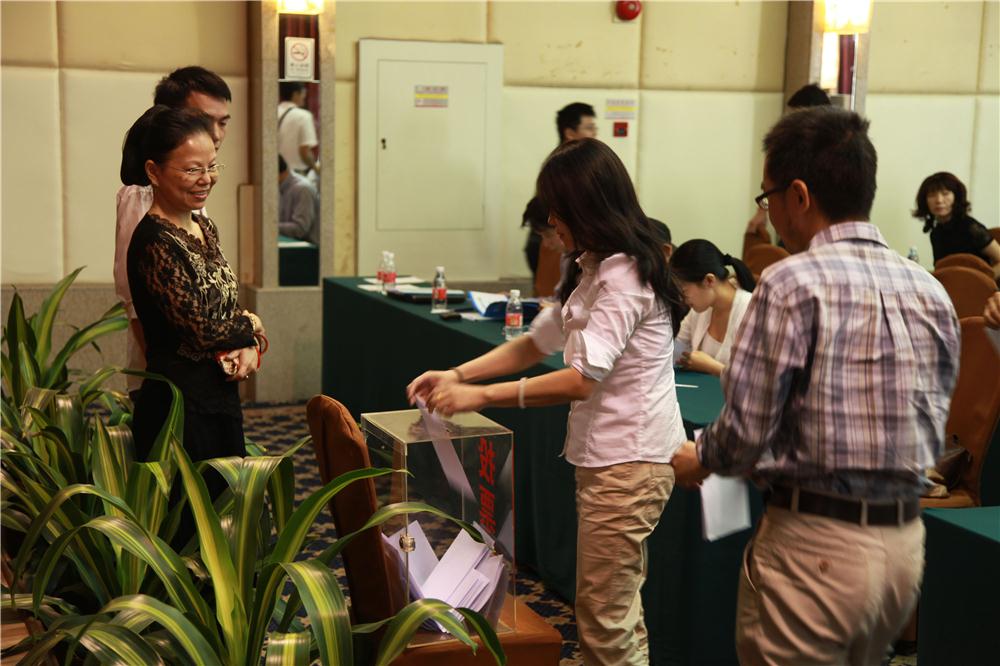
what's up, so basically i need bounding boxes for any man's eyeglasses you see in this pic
[167,164,225,179]
[754,183,789,210]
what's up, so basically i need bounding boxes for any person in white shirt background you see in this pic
[277,81,319,181]
[408,138,687,666]
[671,239,757,376]
[114,66,234,400]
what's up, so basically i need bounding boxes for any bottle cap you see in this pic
[510,289,520,298]
[436,266,445,273]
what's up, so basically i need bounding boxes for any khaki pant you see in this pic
[737,506,925,666]
[575,462,674,666]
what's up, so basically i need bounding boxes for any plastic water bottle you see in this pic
[382,252,397,293]
[431,266,449,313]
[504,289,525,340]
[907,246,920,263]
[376,250,388,285]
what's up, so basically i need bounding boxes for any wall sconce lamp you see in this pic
[817,0,873,110]
[278,0,323,15]
[821,0,873,35]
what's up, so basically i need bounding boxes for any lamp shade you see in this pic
[278,0,323,15]
[821,0,872,34]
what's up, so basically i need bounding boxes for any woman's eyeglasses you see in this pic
[167,164,225,179]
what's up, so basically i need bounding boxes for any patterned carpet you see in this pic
[243,403,583,665]
[244,402,919,666]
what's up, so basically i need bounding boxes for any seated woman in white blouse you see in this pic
[672,239,756,376]
[408,138,687,665]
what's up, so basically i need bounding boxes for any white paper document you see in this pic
[416,398,476,502]
[700,475,751,541]
[694,427,751,541]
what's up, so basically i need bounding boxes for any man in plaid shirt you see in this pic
[672,106,960,665]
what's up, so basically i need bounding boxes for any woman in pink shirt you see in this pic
[408,138,686,665]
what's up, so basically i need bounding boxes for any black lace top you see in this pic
[929,214,993,264]
[127,213,255,415]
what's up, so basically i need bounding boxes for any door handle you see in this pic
[381,138,387,150]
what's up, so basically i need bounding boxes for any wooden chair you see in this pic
[932,266,997,319]
[741,225,771,262]
[305,395,562,666]
[934,253,994,279]
[922,317,1000,509]
[533,243,561,298]
[989,227,1000,245]
[744,243,790,277]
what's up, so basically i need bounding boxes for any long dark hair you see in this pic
[912,171,971,233]
[120,105,214,186]
[536,138,686,334]
[671,239,756,292]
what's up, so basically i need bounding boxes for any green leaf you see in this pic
[454,607,507,666]
[280,560,352,666]
[373,599,479,666]
[69,620,165,665]
[167,433,247,663]
[42,316,128,388]
[264,631,312,665]
[78,365,123,407]
[231,456,284,604]
[31,267,84,368]
[103,595,223,666]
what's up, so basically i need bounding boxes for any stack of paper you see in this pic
[383,521,508,631]
[466,291,541,320]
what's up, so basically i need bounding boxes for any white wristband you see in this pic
[517,377,528,409]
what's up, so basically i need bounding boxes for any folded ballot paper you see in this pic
[695,428,752,541]
[383,521,509,632]
[466,291,541,321]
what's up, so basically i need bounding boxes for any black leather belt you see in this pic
[766,485,920,526]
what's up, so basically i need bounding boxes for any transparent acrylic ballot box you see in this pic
[361,409,517,640]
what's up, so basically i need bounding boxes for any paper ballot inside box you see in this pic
[383,521,509,631]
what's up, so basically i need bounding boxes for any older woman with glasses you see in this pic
[120,105,265,467]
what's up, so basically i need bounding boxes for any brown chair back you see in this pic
[932,266,998,319]
[946,317,1000,505]
[989,227,1000,245]
[533,243,562,298]
[935,253,994,279]
[741,225,771,262]
[305,395,407,624]
[744,243,790,277]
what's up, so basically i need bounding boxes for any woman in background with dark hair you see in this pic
[408,138,685,665]
[914,171,1000,279]
[122,105,264,465]
[672,239,756,376]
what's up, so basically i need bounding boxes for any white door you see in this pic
[358,40,503,280]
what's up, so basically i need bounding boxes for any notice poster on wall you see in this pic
[284,37,315,81]
[415,85,449,108]
[605,98,637,120]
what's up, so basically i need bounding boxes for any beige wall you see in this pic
[334,0,789,277]
[1,1,248,285]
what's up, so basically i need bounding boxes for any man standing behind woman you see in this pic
[672,107,960,665]
[114,66,236,401]
[409,138,686,665]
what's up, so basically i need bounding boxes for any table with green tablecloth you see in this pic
[323,276,762,665]
[919,507,1000,665]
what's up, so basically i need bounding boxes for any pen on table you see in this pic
[676,384,698,389]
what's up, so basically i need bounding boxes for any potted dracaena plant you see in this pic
[2,269,506,665]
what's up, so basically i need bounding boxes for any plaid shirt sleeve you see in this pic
[697,278,809,474]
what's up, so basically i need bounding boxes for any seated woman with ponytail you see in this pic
[671,239,756,376]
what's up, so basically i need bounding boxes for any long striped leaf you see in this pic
[42,315,128,388]
[77,365,122,407]
[373,599,479,666]
[247,467,395,657]
[168,434,246,663]
[264,631,312,665]
[453,607,506,666]
[280,561,352,666]
[91,421,130,518]
[4,292,33,403]
[68,620,165,665]
[103,594,223,666]
[232,456,283,603]
[30,515,217,645]
[30,267,84,367]
[13,484,136,589]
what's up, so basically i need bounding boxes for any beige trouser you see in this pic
[575,462,674,666]
[736,506,925,666]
